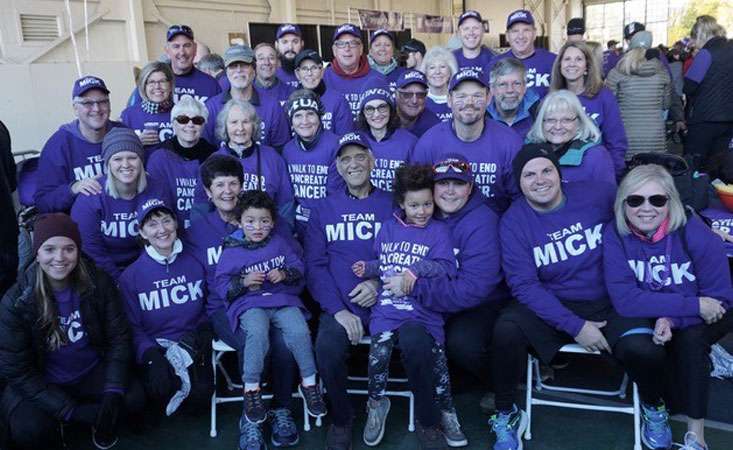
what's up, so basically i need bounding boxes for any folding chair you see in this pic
[344,336,415,432]
[209,339,322,438]
[525,343,642,450]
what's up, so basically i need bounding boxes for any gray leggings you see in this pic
[239,306,316,384]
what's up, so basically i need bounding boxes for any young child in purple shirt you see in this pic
[214,191,326,426]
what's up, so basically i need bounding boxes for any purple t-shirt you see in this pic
[493,48,557,98]
[255,79,295,108]
[172,67,222,104]
[276,67,300,89]
[425,97,452,122]
[453,47,495,74]
[700,206,733,256]
[321,88,356,135]
[404,109,441,138]
[322,66,387,120]
[145,146,201,229]
[578,87,629,177]
[120,106,174,155]
[366,128,416,192]
[557,142,616,186]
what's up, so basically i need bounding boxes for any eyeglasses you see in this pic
[74,98,110,109]
[543,117,578,126]
[334,40,362,49]
[297,65,322,73]
[175,115,205,125]
[363,104,390,116]
[397,90,427,101]
[433,161,470,174]
[625,194,669,208]
[146,79,170,86]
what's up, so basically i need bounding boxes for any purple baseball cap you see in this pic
[276,24,302,40]
[458,10,483,27]
[336,131,372,156]
[370,29,394,44]
[71,75,110,99]
[506,9,535,29]
[433,154,473,183]
[136,197,175,226]
[167,24,194,42]
[358,85,394,110]
[333,23,362,41]
[448,68,488,91]
[396,70,428,90]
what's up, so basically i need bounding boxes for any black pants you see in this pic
[1,363,145,450]
[684,121,733,177]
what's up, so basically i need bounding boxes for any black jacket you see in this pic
[683,37,733,124]
[0,259,131,419]
[0,121,17,296]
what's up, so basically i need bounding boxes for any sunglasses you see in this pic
[175,115,205,125]
[397,90,428,101]
[625,194,669,208]
[433,161,470,174]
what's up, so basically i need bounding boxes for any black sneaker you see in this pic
[298,384,327,418]
[326,423,353,450]
[416,421,448,450]
[244,389,268,424]
[269,407,299,447]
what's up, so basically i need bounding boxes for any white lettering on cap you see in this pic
[337,25,354,34]
[282,25,295,32]
[340,132,361,144]
[457,69,480,80]
[405,71,423,80]
[79,77,99,87]
[142,198,164,210]
[510,11,528,21]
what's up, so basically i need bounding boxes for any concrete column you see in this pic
[269,0,298,23]
[126,0,148,62]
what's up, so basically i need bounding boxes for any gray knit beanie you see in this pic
[102,127,145,167]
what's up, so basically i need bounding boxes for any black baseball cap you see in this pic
[294,49,323,68]
[567,18,585,36]
[624,22,645,40]
[401,39,426,56]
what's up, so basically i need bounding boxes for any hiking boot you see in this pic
[416,421,448,449]
[363,397,391,446]
[489,405,528,450]
[479,392,495,415]
[269,407,299,447]
[298,384,327,418]
[326,423,353,450]
[641,402,672,449]
[239,418,267,450]
[243,389,268,424]
[440,409,467,447]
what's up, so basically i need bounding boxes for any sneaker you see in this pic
[489,405,528,450]
[363,397,391,446]
[244,389,268,424]
[679,432,709,450]
[298,384,327,418]
[440,409,468,447]
[641,403,672,450]
[92,428,119,450]
[326,423,353,450]
[416,421,448,450]
[269,408,299,447]
[479,392,495,415]
[239,418,267,450]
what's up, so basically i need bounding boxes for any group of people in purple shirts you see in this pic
[1,8,733,450]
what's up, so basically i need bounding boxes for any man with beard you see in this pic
[409,69,522,214]
[275,24,305,89]
[395,70,440,137]
[452,10,495,74]
[486,58,539,139]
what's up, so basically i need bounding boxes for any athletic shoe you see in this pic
[489,405,528,450]
[679,432,709,450]
[363,397,391,446]
[326,423,353,450]
[244,389,268,424]
[92,428,119,450]
[416,421,448,449]
[239,418,267,450]
[269,408,299,447]
[440,409,468,447]
[479,392,495,415]
[298,384,327,418]
[641,402,672,449]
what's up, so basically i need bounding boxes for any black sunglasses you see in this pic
[625,194,669,208]
[175,115,205,125]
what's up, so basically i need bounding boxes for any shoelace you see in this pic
[644,407,669,435]
[490,413,513,442]
[271,409,296,435]
[245,391,264,411]
[443,412,462,432]
[240,421,263,446]
[672,432,706,450]
[303,386,323,407]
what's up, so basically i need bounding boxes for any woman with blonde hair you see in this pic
[419,47,459,122]
[606,30,671,159]
[551,41,628,179]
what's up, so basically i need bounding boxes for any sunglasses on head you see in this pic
[433,161,470,174]
[625,194,669,208]
[175,115,205,125]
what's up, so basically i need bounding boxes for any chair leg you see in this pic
[618,374,629,399]
[633,383,642,450]
[408,392,415,432]
[210,350,219,438]
[524,354,533,440]
[302,393,311,432]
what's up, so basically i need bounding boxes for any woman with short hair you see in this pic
[419,47,459,122]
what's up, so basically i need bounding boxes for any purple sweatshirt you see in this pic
[172,67,222,104]
[276,67,300,89]
[579,87,629,176]
[499,181,616,337]
[70,177,169,279]
[410,119,523,213]
[603,50,622,77]
[215,231,305,330]
[404,109,441,138]
[304,188,393,323]
[119,245,207,363]
[255,79,295,108]
[120,106,174,154]
[367,214,457,343]
[603,215,733,329]
[44,288,101,385]
[145,146,201,229]
[321,88,356,135]
[556,140,616,186]
[366,128,416,192]
[322,66,387,120]
[453,47,495,74]
[425,97,453,122]
[493,48,557,98]
[203,89,291,148]
[35,120,125,213]
[413,190,508,312]
[700,207,733,256]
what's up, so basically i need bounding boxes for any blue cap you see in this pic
[167,24,194,42]
[136,197,175,226]
[72,75,109,99]
[276,24,302,40]
[433,153,474,183]
[506,10,535,29]
[448,68,488,91]
[458,10,483,27]
[358,85,393,110]
[333,23,362,41]
[370,29,394,44]
[337,131,372,156]
[396,70,428,89]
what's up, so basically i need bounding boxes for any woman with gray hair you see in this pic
[419,47,458,122]
[603,163,733,450]
[526,89,616,185]
[121,61,176,152]
[145,95,216,229]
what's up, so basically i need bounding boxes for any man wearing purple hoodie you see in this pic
[35,76,125,213]
[304,133,391,450]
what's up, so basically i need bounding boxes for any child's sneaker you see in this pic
[243,389,268,424]
[269,407,299,447]
[489,405,527,450]
[239,418,267,450]
[298,383,327,418]
[363,397,391,446]
[440,409,468,447]
[641,402,672,449]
